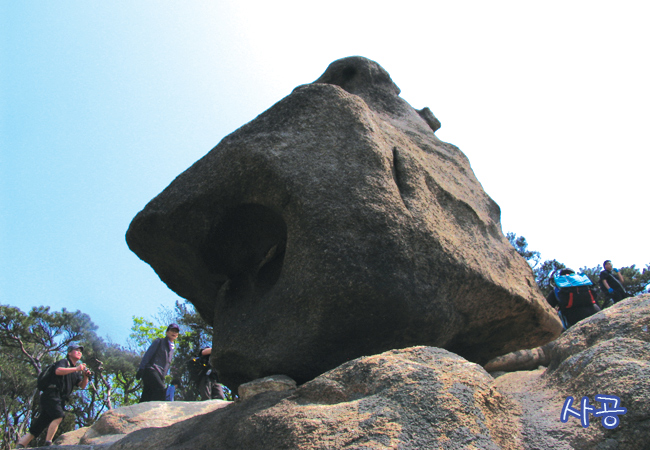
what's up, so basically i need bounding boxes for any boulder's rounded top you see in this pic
[312,56,401,99]
[309,57,439,133]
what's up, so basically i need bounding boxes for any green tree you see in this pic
[127,317,167,353]
[506,232,541,268]
[619,264,650,296]
[95,343,142,407]
[0,350,34,450]
[534,259,567,297]
[506,232,566,297]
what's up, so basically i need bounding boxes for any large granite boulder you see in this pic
[107,347,521,450]
[126,56,562,389]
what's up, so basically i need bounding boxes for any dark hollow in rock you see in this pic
[203,204,287,304]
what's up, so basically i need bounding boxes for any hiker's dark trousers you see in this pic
[29,389,65,437]
[140,368,166,402]
[610,289,631,304]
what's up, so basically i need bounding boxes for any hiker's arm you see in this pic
[201,348,212,356]
[602,280,611,290]
[77,372,90,389]
[55,364,86,376]
[139,339,161,370]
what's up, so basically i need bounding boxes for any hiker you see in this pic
[15,343,92,448]
[137,323,180,402]
[546,268,601,329]
[166,378,181,401]
[196,347,225,401]
[599,260,630,306]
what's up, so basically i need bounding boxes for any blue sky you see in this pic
[2,1,648,344]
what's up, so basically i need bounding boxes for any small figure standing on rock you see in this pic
[166,378,181,401]
[15,343,91,448]
[137,323,179,402]
[599,260,630,307]
[196,347,226,401]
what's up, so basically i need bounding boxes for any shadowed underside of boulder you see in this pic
[126,56,562,389]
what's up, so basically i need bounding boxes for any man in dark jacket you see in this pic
[599,260,630,305]
[137,323,179,402]
[16,343,91,448]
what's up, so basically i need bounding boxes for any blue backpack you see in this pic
[553,273,596,309]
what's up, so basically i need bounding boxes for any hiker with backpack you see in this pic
[189,347,225,401]
[599,260,630,306]
[136,323,180,402]
[15,343,92,448]
[546,268,601,329]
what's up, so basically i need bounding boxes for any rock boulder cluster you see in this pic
[55,295,650,449]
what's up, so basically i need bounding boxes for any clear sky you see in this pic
[2,1,648,344]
